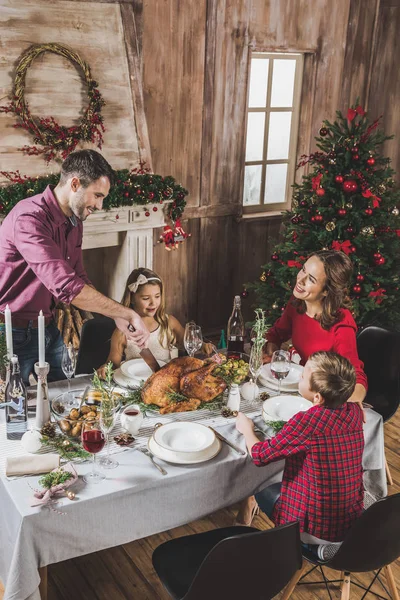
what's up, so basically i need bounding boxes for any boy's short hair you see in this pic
[308,351,356,408]
[59,149,115,188]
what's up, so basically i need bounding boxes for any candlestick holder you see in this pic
[35,362,50,429]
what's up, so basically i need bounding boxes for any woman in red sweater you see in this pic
[235,249,367,526]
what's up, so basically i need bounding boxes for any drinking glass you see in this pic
[98,394,119,470]
[270,350,291,395]
[61,343,76,400]
[81,420,106,484]
[184,322,203,357]
[248,345,263,405]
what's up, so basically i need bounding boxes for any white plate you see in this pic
[113,368,142,389]
[154,422,215,454]
[262,394,313,422]
[148,435,222,464]
[259,363,303,389]
[120,358,166,381]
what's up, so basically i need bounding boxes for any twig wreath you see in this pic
[0,43,105,163]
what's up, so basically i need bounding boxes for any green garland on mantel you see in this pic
[0,166,188,222]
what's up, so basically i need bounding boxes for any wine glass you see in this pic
[248,345,263,405]
[61,343,76,401]
[184,322,203,357]
[98,393,119,470]
[81,419,106,484]
[270,350,291,395]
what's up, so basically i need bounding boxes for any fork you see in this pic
[136,447,168,475]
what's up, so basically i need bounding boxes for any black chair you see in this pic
[357,326,400,484]
[283,493,400,600]
[75,316,116,375]
[152,522,302,600]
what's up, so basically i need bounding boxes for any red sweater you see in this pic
[267,302,367,389]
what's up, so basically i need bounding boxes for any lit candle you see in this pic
[38,310,45,367]
[4,304,13,359]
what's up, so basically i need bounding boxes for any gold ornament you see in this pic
[346,202,353,209]
[361,226,375,236]
[272,302,278,310]
[292,198,299,208]
[62,439,71,447]
[260,272,267,282]
[328,158,336,165]
[377,184,387,194]
[392,207,399,216]
[325,221,336,232]
[66,491,75,500]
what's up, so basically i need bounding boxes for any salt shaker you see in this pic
[226,383,241,412]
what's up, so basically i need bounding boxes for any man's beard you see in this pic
[70,189,87,221]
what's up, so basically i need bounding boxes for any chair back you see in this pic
[328,493,400,573]
[184,522,302,600]
[75,317,115,375]
[357,325,400,421]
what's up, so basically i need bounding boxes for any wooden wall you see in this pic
[1,0,399,331]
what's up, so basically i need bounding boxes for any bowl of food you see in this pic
[50,390,100,439]
[211,350,250,384]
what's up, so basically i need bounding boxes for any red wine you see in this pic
[124,409,139,416]
[82,429,105,453]
[227,339,245,353]
[271,365,290,380]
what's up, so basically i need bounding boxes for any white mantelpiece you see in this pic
[82,205,166,301]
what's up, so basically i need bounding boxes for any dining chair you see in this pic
[282,493,400,600]
[357,325,400,484]
[75,316,116,375]
[152,522,302,600]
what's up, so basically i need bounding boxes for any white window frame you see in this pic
[242,52,304,216]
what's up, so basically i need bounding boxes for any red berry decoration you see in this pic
[351,146,359,154]
[0,204,4,212]
[343,180,357,193]
[346,225,354,234]
[241,288,249,298]
[265,270,272,277]
[352,154,360,161]
[352,284,362,295]
[356,274,365,282]
[316,188,326,197]
[152,206,158,212]
[319,127,329,136]
[335,175,344,184]
[300,200,308,208]
[315,214,323,222]
[337,208,347,217]
[367,157,375,166]
[365,208,373,216]
[124,192,130,198]
[376,257,386,265]
[148,192,155,200]
[373,252,382,260]
[145,211,150,217]
[291,216,299,224]
[271,253,279,261]
[136,188,142,195]
[350,246,357,253]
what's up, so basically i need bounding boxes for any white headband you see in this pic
[128,274,161,293]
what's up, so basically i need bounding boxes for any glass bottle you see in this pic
[5,355,28,440]
[227,296,245,354]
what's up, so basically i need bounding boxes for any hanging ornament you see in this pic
[316,188,326,197]
[271,253,279,261]
[343,180,358,193]
[145,210,150,217]
[241,288,249,298]
[66,491,76,500]
[365,208,373,216]
[319,127,329,136]
[272,302,279,310]
[376,256,386,266]
[325,221,336,232]
[392,207,400,216]
[335,175,344,184]
[346,225,355,234]
[356,273,365,282]
[352,284,362,295]
[329,158,336,165]
[300,199,308,208]
[260,271,267,282]
[152,206,158,212]
[373,252,382,261]
[124,192,130,198]
[291,215,300,224]
[337,208,347,217]
[265,269,272,277]
[350,245,357,253]
[314,214,323,223]
[351,146,359,154]
[352,154,360,161]
[377,183,387,194]
[361,226,375,236]
[346,202,353,209]
[367,157,375,166]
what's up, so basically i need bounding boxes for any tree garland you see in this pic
[0,43,105,163]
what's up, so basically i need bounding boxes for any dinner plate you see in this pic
[120,358,166,381]
[148,435,222,464]
[154,422,215,454]
[262,394,313,422]
[113,360,166,388]
[259,363,303,390]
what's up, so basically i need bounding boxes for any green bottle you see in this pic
[217,329,227,349]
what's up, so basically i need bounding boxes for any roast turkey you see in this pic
[141,356,226,412]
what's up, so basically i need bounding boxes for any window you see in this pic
[242,52,303,214]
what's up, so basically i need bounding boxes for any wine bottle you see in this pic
[227,296,245,354]
[5,355,28,440]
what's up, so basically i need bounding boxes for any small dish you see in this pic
[148,435,221,464]
[262,394,313,423]
[153,422,215,454]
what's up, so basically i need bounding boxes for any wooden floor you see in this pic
[1,413,399,600]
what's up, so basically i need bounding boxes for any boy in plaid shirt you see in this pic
[236,351,364,546]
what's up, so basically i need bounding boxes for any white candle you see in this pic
[4,304,13,359]
[38,310,45,367]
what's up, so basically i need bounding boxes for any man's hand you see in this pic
[115,310,149,348]
[236,412,255,436]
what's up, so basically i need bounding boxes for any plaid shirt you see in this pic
[252,403,364,542]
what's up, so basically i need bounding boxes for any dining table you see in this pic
[0,373,387,600]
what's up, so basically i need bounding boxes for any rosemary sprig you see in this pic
[252,309,270,352]
[264,420,286,433]
[92,361,115,398]
[166,387,188,403]
[38,468,73,489]
[40,433,91,461]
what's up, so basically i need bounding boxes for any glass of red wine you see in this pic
[270,350,291,395]
[81,419,106,484]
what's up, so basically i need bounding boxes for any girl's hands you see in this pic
[96,364,107,380]
[236,412,255,436]
[202,342,215,356]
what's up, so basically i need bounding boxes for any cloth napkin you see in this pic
[6,454,60,477]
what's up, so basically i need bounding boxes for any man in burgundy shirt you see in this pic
[0,150,149,383]
[236,351,364,548]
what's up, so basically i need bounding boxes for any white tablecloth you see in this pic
[0,377,387,600]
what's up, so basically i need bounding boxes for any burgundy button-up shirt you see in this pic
[0,185,91,320]
[252,402,365,542]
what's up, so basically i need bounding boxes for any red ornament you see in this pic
[145,211,150,217]
[265,270,272,277]
[365,208,373,216]
[337,208,347,217]
[350,246,357,253]
[316,188,325,197]
[314,214,323,222]
[346,225,355,234]
[376,257,386,265]
[291,216,300,224]
[352,284,362,294]
[352,154,360,161]
[136,189,142,195]
[241,288,249,298]
[356,274,365,282]
[351,146,359,153]
[0,204,4,212]
[367,157,375,166]
[373,252,382,260]
[271,253,279,261]
[335,175,344,184]
[319,127,329,136]
[343,180,357,193]
[148,192,155,200]
[300,200,308,208]
[152,206,158,212]
[124,192,130,198]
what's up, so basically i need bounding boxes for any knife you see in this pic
[208,427,247,456]
[128,325,161,373]
[79,385,91,409]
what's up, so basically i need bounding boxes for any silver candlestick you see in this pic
[35,362,50,429]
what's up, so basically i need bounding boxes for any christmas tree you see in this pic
[248,103,400,330]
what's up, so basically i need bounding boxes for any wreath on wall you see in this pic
[0,43,105,163]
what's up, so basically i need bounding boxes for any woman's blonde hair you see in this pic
[308,351,356,408]
[121,267,176,348]
[292,249,353,330]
